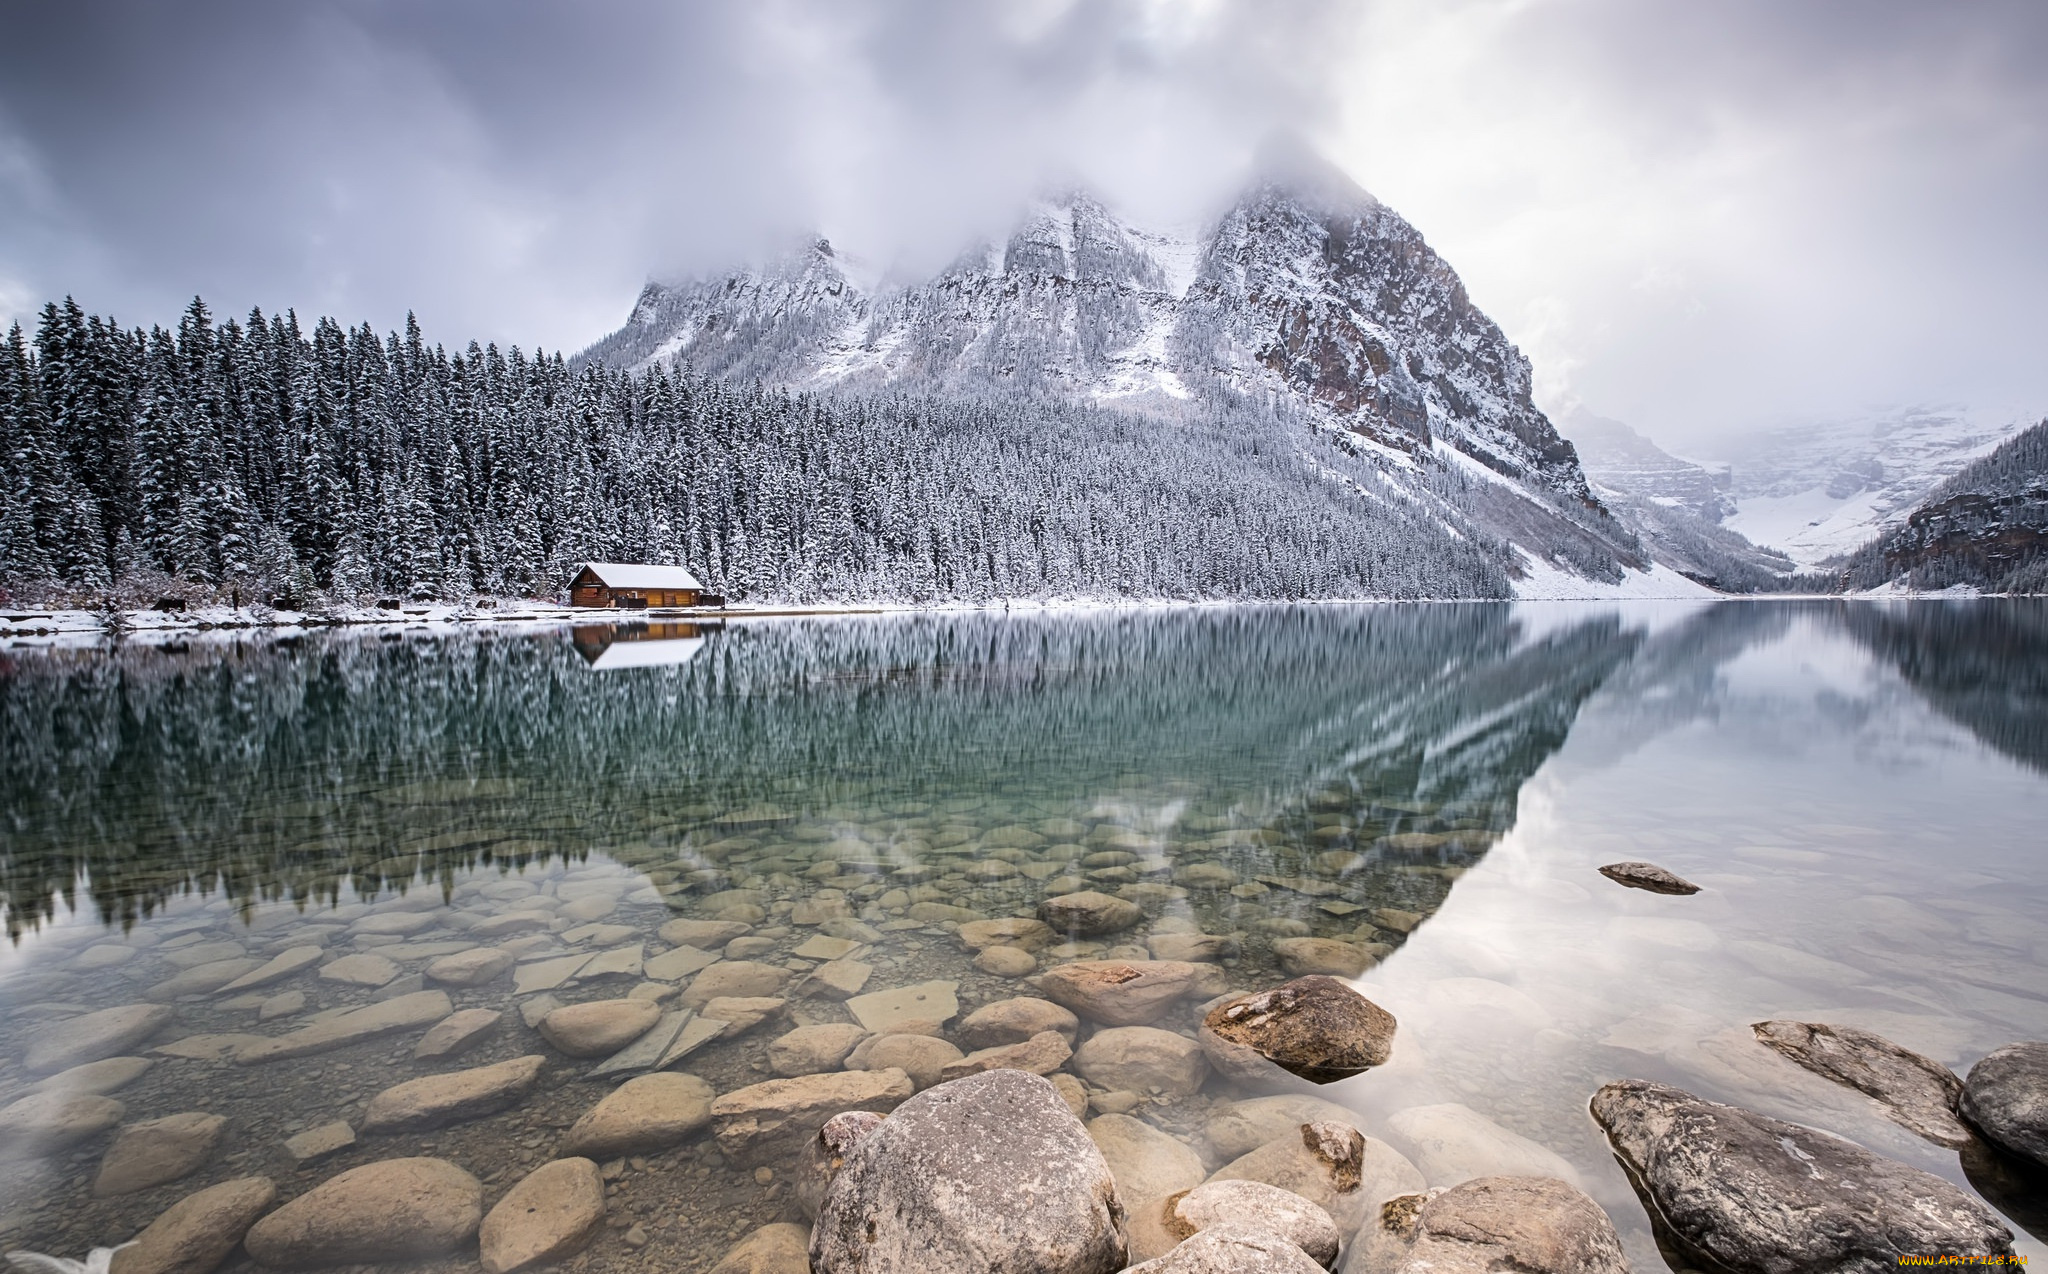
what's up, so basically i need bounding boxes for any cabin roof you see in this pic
[575,562,706,591]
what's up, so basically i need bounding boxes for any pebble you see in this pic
[478,1157,606,1274]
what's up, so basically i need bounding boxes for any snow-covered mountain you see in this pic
[1835,417,2048,594]
[1695,408,2030,569]
[1563,410,1730,522]
[581,152,1681,595]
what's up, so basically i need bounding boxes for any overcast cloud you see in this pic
[1,0,2043,447]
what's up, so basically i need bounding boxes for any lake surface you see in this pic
[1,601,2044,1270]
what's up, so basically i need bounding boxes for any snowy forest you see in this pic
[1835,417,2048,595]
[0,296,1517,607]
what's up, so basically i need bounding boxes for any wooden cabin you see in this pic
[567,562,707,609]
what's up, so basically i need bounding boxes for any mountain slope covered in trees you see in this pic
[1833,417,2048,594]
[0,299,1512,603]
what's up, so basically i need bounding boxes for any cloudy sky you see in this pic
[1,0,2043,449]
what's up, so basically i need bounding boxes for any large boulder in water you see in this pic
[1200,977,1395,1084]
[1752,1020,1970,1147]
[810,1068,1127,1274]
[1591,1079,2013,1270]
[1960,1041,2048,1167]
[1342,1175,1627,1274]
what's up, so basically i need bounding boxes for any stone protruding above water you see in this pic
[795,1110,885,1220]
[1344,1176,1628,1274]
[1752,1019,1971,1147]
[1200,977,1395,1084]
[24,1004,177,1074]
[242,1156,485,1269]
[1960,1042,2048,1167]
[1037,961,1209,1027]
[1596,861,1700,895]
[810,1069,1129,1274]
[108,1176,278,1274]
[1590,1079,2014,1270]
[477,1157,606,1274]
[1124,1226,1329,1273]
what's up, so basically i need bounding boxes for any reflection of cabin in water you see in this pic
[571,621,721,671]
[567,562,713,609]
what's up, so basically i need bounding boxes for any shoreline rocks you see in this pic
[1201,977,1395,1084]
[811,1069,1128,1273]
[711,1068,913,1168]
[1752,1019,1971,1147]
[1039,961,1208,1027]
[1960,1041,2048,1166]
[1591,1078,2014,1269]
[1345,1175,1627,1274]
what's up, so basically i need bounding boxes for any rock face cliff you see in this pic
[580,155,1650,587]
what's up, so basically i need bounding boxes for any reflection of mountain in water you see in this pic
[0,607,1641,935]
[1841,600,2048,775]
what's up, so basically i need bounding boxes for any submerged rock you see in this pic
[1200,977,1395,1084]
[360,1055,545,1133]
[710,1223,813,1274]
[235,991,452,1063]
[1155,1180,1340,1269]
[1961,1041,2048,1167]
[1125,1227,1328,1273]
[478,1157,606,1274]
[712,1068,913,1168]
[562,1071,715,1158]
[811,1069,1127,1273]
[1383,1104,1579,1188]
[0,1091,126,1153]
[536,1000,662,1058]
[1204,1096,1360,1161]
[93,1111,228,1196]
[1039,960,1207,1027]
[941,1030,1073,1081]
[1752,1019,1971,1147]
[1039,891,1144,938]
[956,997,1082,1050]
[844,1033,965,1090]
[844,980,960,1034]
[1088,1112,1208,1207]
[1591,1078,2013,1270]
[109,1176,278,1274]
[1345,1175,1627,1274]
[1270,938,1373,979]
[767,1023,869,1076]
[242,1156,484,1268]
[1209,1121,1422,1233]
[412,1008,504,1060]
[25,1004,176,1074]
[1596,861,1699,895]
[1073,1026,1209,1098]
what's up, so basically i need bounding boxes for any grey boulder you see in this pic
[810,1068,1127,1273]
[1343,1175,1627,1274]
[1960,1041,2048,1167]
[1591,1079,2012,1271]
[1753,1020,1970,1147]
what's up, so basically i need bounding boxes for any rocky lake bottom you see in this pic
[0,601,2043,1272]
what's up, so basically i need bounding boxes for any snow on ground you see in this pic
[1722,486,1895,568]
[1510,555,1721,601]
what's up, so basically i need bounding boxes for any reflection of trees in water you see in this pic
[1839,600,2048,775]
[0,606,1643,936]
